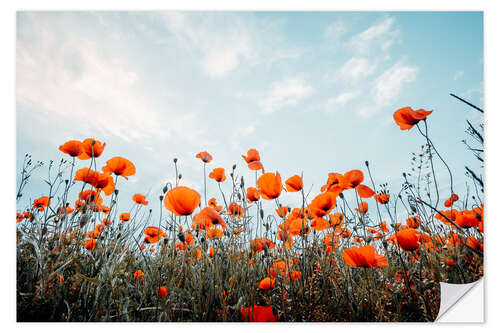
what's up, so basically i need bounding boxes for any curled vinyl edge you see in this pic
[435,278,483,322]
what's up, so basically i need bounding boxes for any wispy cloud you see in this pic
[454,70,464,81]
[259,77,314,114]
[338,57,377,81]
[348,16,400,54]
[359,62,419,117]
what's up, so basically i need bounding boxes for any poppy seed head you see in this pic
[173,158,178,163]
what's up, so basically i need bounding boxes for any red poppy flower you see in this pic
[228,202,244,218]
[257,172,283,200]
[59,140,83,157]
[285,175,303,192]
[311,217,331,231]
[241,305,277,322]
[74,168,115,196]
[395,228,421,251]
[250,237,275,253]
[258,277,276,290]
[157,286,167,298]
[208,247,216,257]
[84,239,96,251]
[78,138,106,160]
[356,184,375,198]
[208,197,223,211]
[196,151,212,163]
[133,269,145,281]
[246,187,261,203]
[406,216,421,229]
[102,157,136,180]
[341,170,364,189]
[455,210,480,228]
[206,228,223,239]
[192,206,226,230]
[133,193,148,205]
[343,245,388,268]
[321,173,345,193]
[120,213,130,222]
[444,193,459,207]
[164,186,201,216]
[276,206,289,218]
[209,167,226,182]
[355,201,368,215]
[393,107,433,130]
[374,193,390,204]
[33,196,50,211]
[309,192,337,218]
[16,213,24,223]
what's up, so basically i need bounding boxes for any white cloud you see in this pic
[16,19,171,142]
[324,91,359,113]
[160,12,300,78]
[348,17,400,54]
[359,62,418,117]
[260,77,314,113]
[338,57,377,81]
[454,70,464,81]
[324,21,348,41]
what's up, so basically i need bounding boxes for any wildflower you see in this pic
[257,172,283,200]
[84,239,96,251]
[393,107,433,130]
[343,245,388,268]
[23,211,32,220]
[241,305,277,322]
[242,149,264,171]
[311,217,331,231]
[16,213,24,223]
[120,213,130,222]
[246,187,261,203]
[250,237,275,253]
[341,169,364,189]
[379,221,389,233]
[192,207,226,230]
[228,202,244,218]
[309,192,337,218]
[78,138,106,160]
[355,201,368,215]
[102,157,136,180]
[291,270,302,281]
[133,270,145,281]
[59,140,83,157]
[466,236,483,252]
[206,228,223,239]
[374,192,390,204]
[285,175,303,192]
[74,168,115,196]
[258,277,276,290]
[208,247,216,257]
[133,193,148,205]
[157,286,167,298]
[144,226,165,243]
[164,186,201,216]
[195,151,212,163]
[395,228,421,251]
[321,173,344,193]
[406,216,421,229]
[356,184,375,198]
[208,197,223,211]
[276,206,289,218]
[444,193,459,207]
[455,210,480,228]
[33,196,50,211]
[209,167,226,182]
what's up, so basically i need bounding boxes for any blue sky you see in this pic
[16,11,483,218]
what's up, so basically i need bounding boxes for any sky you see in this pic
[15,11,484,220]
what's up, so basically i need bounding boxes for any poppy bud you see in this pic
[159,195,164,201]
[237,193,241,200]
[365,161,369,167]
[174,158,178,163]
[232,164,237,170]
[339,193,344,199]
[260,209,264,219]
[114,189,119,195]
[178,232,185,243]
[178,174,182,179]
[65,179,69,184]
[230,173,234,178]
[163,185,168,194]
[410,205,417,213]
[240,176,244,187]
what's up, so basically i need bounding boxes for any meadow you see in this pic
[16,98,484,322]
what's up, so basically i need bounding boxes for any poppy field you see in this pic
[16,98,484,322]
